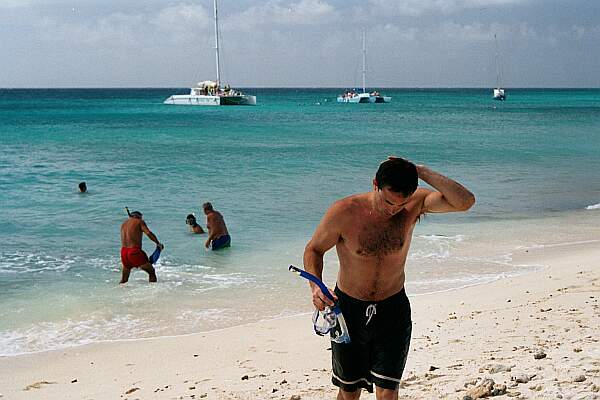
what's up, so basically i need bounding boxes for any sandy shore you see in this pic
[1,241,599,400]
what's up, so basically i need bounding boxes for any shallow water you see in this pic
[1,88,599,355]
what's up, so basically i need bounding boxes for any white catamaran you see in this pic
[164,0,256,106]
[492,34,506,101]
[337,29,391,104]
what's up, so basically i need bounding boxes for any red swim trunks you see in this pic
[120,247,149,268]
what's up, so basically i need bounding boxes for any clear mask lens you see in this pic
[312,307,337,335]
[312,307,351,344]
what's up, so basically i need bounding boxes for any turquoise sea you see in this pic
[1,88,600,356]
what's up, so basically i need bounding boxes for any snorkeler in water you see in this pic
[186,214,205,234]
[120,207,164,283]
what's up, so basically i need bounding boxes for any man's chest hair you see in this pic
[353,212,414,257]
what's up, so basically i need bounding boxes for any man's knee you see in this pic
[375,386,398,400]
[338,388,361,400]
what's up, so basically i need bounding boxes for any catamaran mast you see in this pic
[362,28,366,94]
[494,34,500,89]
[214,0,221,85]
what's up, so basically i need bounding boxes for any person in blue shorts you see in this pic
[203,202,231,250]
[303,157,475,400]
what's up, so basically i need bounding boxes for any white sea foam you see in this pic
[0,308,247,357]
[585,203,600,210]
[418,234,465,242]
[0,252,77,274]
[0,314,143,356]
[409,234,467,260]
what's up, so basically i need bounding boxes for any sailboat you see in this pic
[337,29,391,104]
[164,0,256,106]
[492,34,506,101]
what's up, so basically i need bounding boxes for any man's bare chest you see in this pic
[346,214,415,258]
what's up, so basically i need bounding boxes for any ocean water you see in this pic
[1,88,600,356]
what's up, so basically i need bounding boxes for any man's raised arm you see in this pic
[418,165,475,213]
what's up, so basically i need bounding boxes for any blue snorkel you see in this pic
[289,265,351,344]
[289,265,335,302]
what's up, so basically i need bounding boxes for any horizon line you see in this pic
[1,86,600,90]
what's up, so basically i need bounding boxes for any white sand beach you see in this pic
[1,241,598,400]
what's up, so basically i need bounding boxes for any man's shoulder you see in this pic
[126,218,144,228]
[331,193,368,214]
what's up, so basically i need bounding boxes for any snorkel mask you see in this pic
[289,265,351,344]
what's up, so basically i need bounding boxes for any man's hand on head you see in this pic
[416,164,429,179]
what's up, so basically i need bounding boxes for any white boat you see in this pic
[493,88,505,101]
[337,29,391,104]
[164,0,256,106]
[492,34,506,101]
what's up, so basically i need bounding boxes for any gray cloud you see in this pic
[0,0,598,87]
[365,0,530,17]
[223,0,338,31]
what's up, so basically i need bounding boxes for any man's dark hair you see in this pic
[78,181,87,192]
[130,211,143,219]
[375,158,418,196]
[202,202,213,211]
[186,214,196,224]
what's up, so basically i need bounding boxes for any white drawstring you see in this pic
[365,304,377,325]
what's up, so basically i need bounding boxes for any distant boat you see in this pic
[337,29,391,104]
[164,0,256,106]
[492,34,506,101]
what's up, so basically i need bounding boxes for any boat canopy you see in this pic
[197,80,218,89]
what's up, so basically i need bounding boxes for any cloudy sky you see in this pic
[1,0,598,88]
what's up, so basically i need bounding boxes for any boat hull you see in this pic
[337,93,391,103]
[493,89,506,101]
[337,93,371,103]
[163,94,256,106]
[369,96,392,103]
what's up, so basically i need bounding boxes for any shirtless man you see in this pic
[203,202,231,250]
[120,210,164,283]
[303,157,475,400]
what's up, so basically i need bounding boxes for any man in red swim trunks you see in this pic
[120,210,164,283]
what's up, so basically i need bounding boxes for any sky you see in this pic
[0,0,598,88]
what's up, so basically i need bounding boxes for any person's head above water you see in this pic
[202,202,213,214]
[186,214,197,225]
[130,211,143,219]
[78,182,87,193]
[374,157,418,197]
